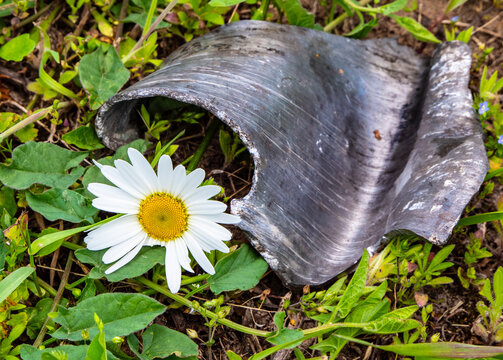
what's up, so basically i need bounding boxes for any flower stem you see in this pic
[0,101,71,142]
[122,0,179,64]
[136,277,271,337]
[181,273,210,285]
[187,118,220,171]
[324,0,373,32]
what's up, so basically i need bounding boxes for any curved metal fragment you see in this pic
[96,21,488,286]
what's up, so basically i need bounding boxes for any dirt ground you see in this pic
[1,0,502,359]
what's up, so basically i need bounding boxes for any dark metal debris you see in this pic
[96,20,488,286]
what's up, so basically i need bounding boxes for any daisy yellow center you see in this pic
[137,193,189,242]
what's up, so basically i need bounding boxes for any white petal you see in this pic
[92,197,139,214]
[165,242,181,293]
[114,159,151,197]
[128,148,159,193]
[189,227,230,253]
[102,232,145,264]
[193,213,241,224]
[100,165,144,199]
[189,200,227,215]
[184,232,214,274]
[85,215,142,250]
[183,185,221,202]
[168,165,187,196]
[92,159,104,169]
[190,217,232,241]
[157,155,173,191]
[105,238,145,274]
[174,238,193,272]
[180,169,205,197]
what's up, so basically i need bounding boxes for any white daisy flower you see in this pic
[84,148,240,293]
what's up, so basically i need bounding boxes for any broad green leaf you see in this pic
[52,293,165,341]
[26,189,98,223]
[0,142,87,190]
[0,186,17,217]
[139,324,198,359]
[208,244,268,294]
[20,344,118,360]
[79,46,130,110]
[335,250,369,318]
[74,246,166,281]
[445,0,469,13]
[62,125,104,151]
[390,15,441,43]
[0,34,36,61]
[267,328,304,347]
[0,266,35,304]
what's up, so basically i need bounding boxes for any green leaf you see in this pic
[208,244,268,294]
[426,276,453,286]
[390,15,441,43]
[445,0,469,13]
[79,45,130,110]
[0,34,36,61]
[0,141,88,190]
[85,329,107,360]
[335,334,503,358]
[208,0,244,6]
[20,344,119,360]
[0,266,35,304]
[0,186,17,217]
[62,125,104,151]
[267,328,304,347]
[273,311,286,330]
[30,219,116,255]
[335,250,369,318]
[26,188,98,223]
[201,12,225,25]
[138,324,198,359]
[494,267,503,308]
[363,318,420,334]
[426,245,454,273]
[26,298,53,339]
[51,293,165,341]
[226,351,243,360]
[274,0,320,29]
[458,211,503,227]
[74,246,166,282]
[380,0,408,15]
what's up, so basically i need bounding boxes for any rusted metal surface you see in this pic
[96,21,488,286]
